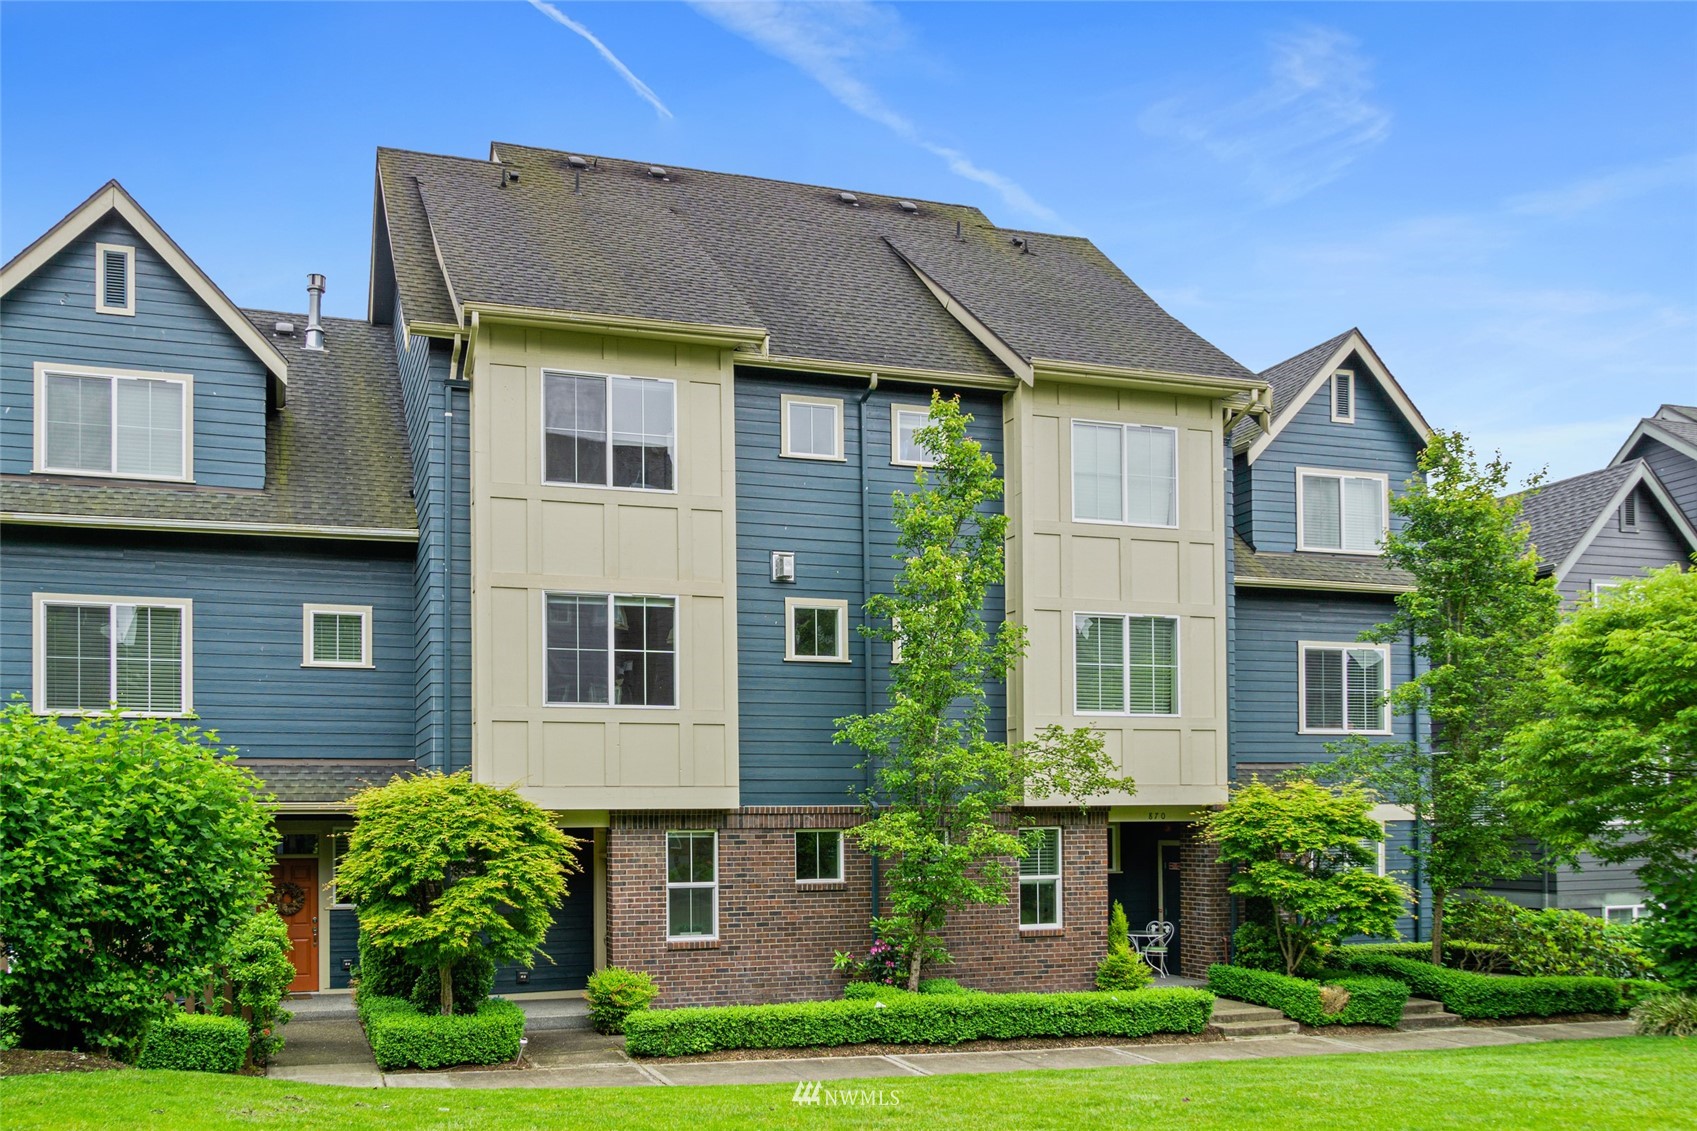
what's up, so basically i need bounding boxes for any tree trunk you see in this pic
[439,963,454,1016]
[906,937,924,992]
[1430,889,1446,967]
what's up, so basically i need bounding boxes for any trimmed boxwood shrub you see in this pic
[359,994,525,1070]
[136,1013,247,1073]
[585,967,659,1034]
[1207,964,1408,1027]
[1331,947,1623,1018]
[843,980,980,1001]
[1343,941,1509,972]
[624,988,1214,1057]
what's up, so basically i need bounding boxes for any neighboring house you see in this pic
[1611,404,1697,526]
[370,142,1269,997]
[1484,457,1697,918]
[0,182,419,994]
[1225,329,1434,940]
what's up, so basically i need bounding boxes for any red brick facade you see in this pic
[1177,822,1232,977]
[606,807,1110,1006]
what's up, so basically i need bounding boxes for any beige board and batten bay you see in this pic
[1005,379,1229,808]
[470,321,739,810]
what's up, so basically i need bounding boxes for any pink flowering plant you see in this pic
[833,919,910,986]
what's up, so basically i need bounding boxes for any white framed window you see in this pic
[795,829,843,883]
[1297,468,1387,554]
[1591,579,1624,598]
[543,370,675,491]
[1620,492,1639,532]
[890,614,904,664]
[1019,827,1062,928]
[329,829,356,909]
[891,404,937,467]
[785,597,849,663]
[667,831,717,939]
[1603,904,1647,925]
[1299,642,1391,734]
[1331,369,1355,423]
[302,604,373,668]
[94,242,135,316]
[1071,420,1178,527]
[33,593,192,716]
[780,394,844,461]
[1107,824,1122,874]
[34,363,192,481]
[544,593,677,707]
[1073,614,1179,715]
[1358,824,1388,876]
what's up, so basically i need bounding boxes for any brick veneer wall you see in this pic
[606,807,1109,1006]
[1177,821,1232,978]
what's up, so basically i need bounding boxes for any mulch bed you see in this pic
[640,1030,1223,1064]
[0,1049,131,1077]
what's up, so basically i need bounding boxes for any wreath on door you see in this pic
[273,882,307,919]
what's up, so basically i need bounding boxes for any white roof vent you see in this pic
[566,155,589,169]
[838,191,859,206]
[274,320,296,336]
[898,200,918,213]
[648,165,669,180]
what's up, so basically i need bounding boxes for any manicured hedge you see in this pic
[624,988,1214,1057]
[359,994,526,1070]
[842,980,980,1000]
[1330,947,1623,1019]
[1343,941,1509,972]
[1207,964,1408,1027]
[136,1013,247,1073]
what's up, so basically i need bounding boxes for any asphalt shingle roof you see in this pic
[377,143,1254,383]
[241,759,415,806]
[1229,329,1355,449]
[1515,462,1636,571]
[1,313,416,534]
[1232,534,1414,591]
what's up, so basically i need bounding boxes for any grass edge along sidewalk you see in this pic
[2,1038,1693,1131]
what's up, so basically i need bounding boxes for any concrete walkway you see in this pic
[268,1010,1637,1090]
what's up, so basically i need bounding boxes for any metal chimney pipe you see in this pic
[304,273,326,351]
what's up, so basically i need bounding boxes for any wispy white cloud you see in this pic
[1505,153,1697,218]
[528,0,673,120]
[1140,27,1391,205]
[688,1,1058,223]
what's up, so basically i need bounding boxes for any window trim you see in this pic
[795,829,845,885]
[1602,904,1646,924]
[301,603,374,669]
[1591,578,1623,597]
[539,369,679,494]
[33,362,195,483]
[1072,612,1182,717]
[32,591,194,716]
[1330,369,1355,424]
[1106,824,1122,874]
[779,393,846,462]
[1297,640,1393,736]
[1360,821,1388,876]
[1069,419,1180,529]
[1018,826,1063,930]
[890,403,937,468]
[784,597,850,663]
[666,830,719,942]
[1294,466,1389,556]
[541,590,681,709]
[94,242,136,316]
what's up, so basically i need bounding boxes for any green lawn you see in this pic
[1,1038,1691,1130]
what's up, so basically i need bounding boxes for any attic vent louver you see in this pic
[101,249,129,308]
[1331,370,1355,423]
[1621,491,1639,532]
[838,191,859,206]
[898,200,918,213]
[566,155,589,169]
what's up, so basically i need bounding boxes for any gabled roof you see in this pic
[1,312,416,540]
[1611,412,1697,466]
[0,181,290,400]
[1656,404,1697,425]
[1237,329,1432,462]
[1516,460,1697,581]
[371,143,1260,393]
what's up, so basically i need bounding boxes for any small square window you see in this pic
[303,605,372,668]
[786,598,849,662]
[1019,827,1062,928]
[95,243,135,316]
[796,830,843,882]
[780,394,844,461]
[891,405,937,467]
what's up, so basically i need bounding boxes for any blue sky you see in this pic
[4,2,1693,481]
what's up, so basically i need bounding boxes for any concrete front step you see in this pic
[1215,1018,1302,1038]
[1396,996,1463,1031]
[1210,1000,1287,1023]
[1401,997,1447,1016]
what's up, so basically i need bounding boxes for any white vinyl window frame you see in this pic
[1018,826,1063,930]
[33,362,195,482]
[890,403,937,467]
[94,242,136,316]
[1330,369,1356,424]
[1070,419,1180,529]
[779,393,846,461]
[32,591,194,716]
[1072,612,1182,717]
[541,591,681,709]
[1295,466,1389,556]
[1359,822,1388,876]
[784,597,850,663]
[794,829,845,884]
[1591,579,1624,597]
[1602,904,1647,924]
[1297,640,1393,735]
[666,830,719,941]
[539,369,679,494]
[301,604,374,669]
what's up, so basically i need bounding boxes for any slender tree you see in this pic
[836,392,1125,991]
[1323,431,1560,964]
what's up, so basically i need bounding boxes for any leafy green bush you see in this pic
[1631,990,1697,1037]
[1621,980,1667,1009]
[1231,922,1309,974]
[353,937,415,1003]
[136,1013,247,1073]
[1341,940,1509,972]
[408,952,494,1017]
[1445,894,1653,979]
[1206,964,1408,1027]
[359,994,526,1070]
[585,968,659,1034]
[624,988,1214,1057]
[1331,947,1623,1018]
[224,909,295,1066]
[0,1004,19,1051]
[916,978,974,995]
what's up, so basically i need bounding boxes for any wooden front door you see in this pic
[271,860,319,993]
